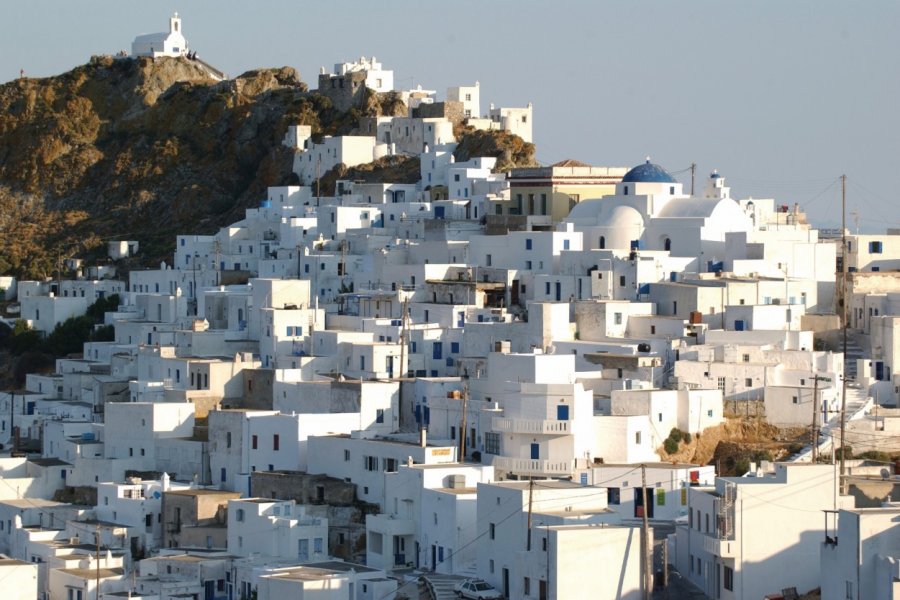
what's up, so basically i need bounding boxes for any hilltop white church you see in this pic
[132,12,188,58]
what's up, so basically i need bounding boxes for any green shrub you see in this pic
[663,438,679,455]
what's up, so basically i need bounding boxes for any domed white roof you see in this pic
[656,197,751,230]
[566,198,606,222]
[603,205,646,229]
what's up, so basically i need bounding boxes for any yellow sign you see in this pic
[431,448,452,456]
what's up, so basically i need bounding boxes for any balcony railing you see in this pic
[702,534,736,558]
[491,417,570,435]
[492,457,574,476]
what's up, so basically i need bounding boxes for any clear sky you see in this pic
[2,0,898,230]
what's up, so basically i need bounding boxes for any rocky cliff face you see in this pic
[0,56,536,278]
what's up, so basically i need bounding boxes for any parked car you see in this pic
[453,578,503,599]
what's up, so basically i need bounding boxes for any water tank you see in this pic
[447,474,466,489]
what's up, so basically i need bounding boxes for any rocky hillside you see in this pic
[0,56,536,278]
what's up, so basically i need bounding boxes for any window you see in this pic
[384,458,397,472]
[489,523,496,539]
[651,325,656,334]
[226,432,232,448]
[614,312,623,325]
[563,239,570,250]
[273,434,280,451]
[485,254,492,266]
[635,431,642,444]
[376,409,385,423]
[623,185,629,195]
[617,368,623,379]
[344,449,350,461]
[524,578,530,595]
[489,559,494,573]
[792,396,799,404]
[236,508,244,522]
[451,342,460,353]
[620,275,626,287]
[525,239,532,250]
[869,241,883,254]
[252,435,258,450]
[743,354,750,362]
[364,456,378,471]
[485,432,500,454]
[724,566,734,591]
[314,537,324,553]
[745,378,752,387]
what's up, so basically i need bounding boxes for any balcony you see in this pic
[492,417,571,435]
[492,457,574,476]
[702,533,736,558]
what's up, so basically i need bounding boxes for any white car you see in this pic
[453,578,503,600]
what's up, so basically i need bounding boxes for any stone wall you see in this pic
[317,72,368,112]
[251,470,377,562]
[413,101,465,125]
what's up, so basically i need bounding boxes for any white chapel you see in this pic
[132,12,188,58]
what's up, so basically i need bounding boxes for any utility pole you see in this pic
[811,374,819,463]
[315,156,321,207]
[641,464,652,599]
[214,239,221,286]
[95,525,101,600]
[526,478,534,551]
[690,162,696,196]
[57,250,62,296]
[397,291,408,380]
[840,174,848,478]
[459,383,468,461]
[662,540,668,588]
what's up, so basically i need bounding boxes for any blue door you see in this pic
[557,405,569,420]
[435,206,445,219]
[735,320,745,331]
[555,282,562,301]
[530,443,540,460]
[433,342,443,360]
[876,361,884,380]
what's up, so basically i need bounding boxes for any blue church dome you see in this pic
[621,159,677,184]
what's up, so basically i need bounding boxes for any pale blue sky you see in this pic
[2,1,898,229]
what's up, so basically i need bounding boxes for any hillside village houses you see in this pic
[5,31,900,600]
